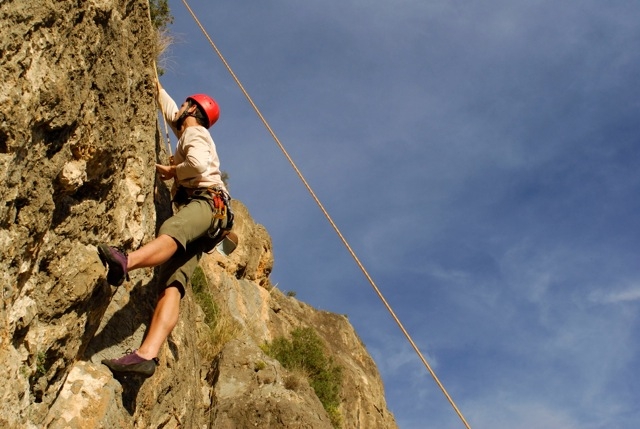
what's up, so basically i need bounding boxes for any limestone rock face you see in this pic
[1,0,162,427]
[209,337,334,429]
[0,1,398,428]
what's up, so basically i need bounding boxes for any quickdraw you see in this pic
[207,187,229,221]
[205,187,235,255]
[204,186,234,240]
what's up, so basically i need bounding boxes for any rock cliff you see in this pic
[0,1,398,428]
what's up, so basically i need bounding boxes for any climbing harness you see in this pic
[203,186,234,243]
[179,1,472,428]
[204,187,235,255]
[173,185,235,251]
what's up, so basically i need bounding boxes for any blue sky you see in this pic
[159,1,640,427]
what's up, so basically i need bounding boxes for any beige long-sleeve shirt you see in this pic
[158,89,228,193]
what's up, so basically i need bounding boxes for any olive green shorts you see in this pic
[157,198,216,298]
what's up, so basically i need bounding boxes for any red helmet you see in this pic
[187,94,220,128]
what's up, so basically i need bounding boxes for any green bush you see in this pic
[191,265,217,328]
[36,352,47,376]
[191,265,240,361]
[149,0,173,30]
[264,327,343,428]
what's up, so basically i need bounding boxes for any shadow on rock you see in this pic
[82,274,163,415]
[77,280,115,357]
[83,277,159,359]
[113,372,148,415]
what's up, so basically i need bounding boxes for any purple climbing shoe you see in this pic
[102,350,158,377]
[97,244,129,286]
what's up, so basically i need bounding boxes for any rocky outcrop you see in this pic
[0,1,397,428]
[201,202,398,429]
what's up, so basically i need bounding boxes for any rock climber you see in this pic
[97,80,234,377]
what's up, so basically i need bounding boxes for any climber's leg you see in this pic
[127,234,179,270]
[98,235,178,287]
[102,285,181,376]
[136,285,182,360]
[98,198,210,286]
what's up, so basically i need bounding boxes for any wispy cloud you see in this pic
[589,286,640,304]
[166,1,640,427]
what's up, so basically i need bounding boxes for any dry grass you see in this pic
[154,28,176,76]
[284,367,309,392]
[198,302,241,362]
[192,266,241,362]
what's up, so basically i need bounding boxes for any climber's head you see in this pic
[175,94,220,130]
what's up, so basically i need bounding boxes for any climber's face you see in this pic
[177,100,192,118]
[175,100,197,130]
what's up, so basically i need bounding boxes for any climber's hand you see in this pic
[156,164,175,181]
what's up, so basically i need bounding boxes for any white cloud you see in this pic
[589,286,640,304]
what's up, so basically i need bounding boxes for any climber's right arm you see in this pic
[157,86,180,138]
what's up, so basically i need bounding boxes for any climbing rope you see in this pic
[180,1,472,428]
[153,62,173,157]
[146,1,173,157]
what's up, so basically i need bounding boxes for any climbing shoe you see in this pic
[97,244,129,286]
[102,350,158,377]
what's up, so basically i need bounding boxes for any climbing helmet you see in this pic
[187,94,220,128]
